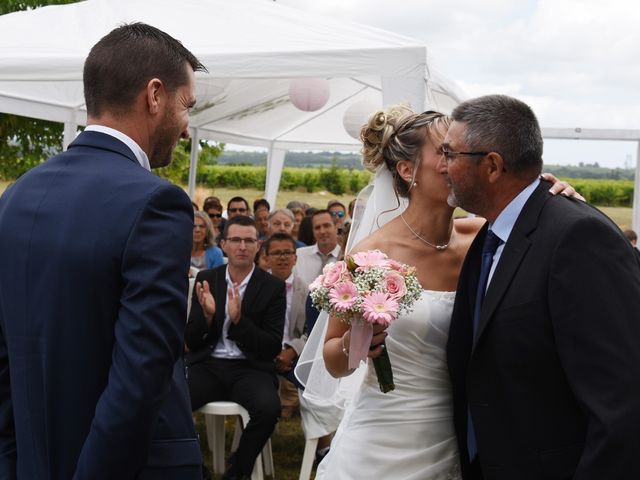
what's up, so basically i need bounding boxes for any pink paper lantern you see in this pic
[288,78,330,112]
[343,100,379,140]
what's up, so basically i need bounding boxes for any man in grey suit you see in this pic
[264,233,309,418]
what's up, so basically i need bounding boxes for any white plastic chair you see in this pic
[197,401,274,480]
[298,433,319,480]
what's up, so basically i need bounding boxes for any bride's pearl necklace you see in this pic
[400,213,452,251]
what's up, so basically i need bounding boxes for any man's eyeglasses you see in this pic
[268,250,295,258]
[208,213,222,219]
[440,148,489,163]
[228,208,247,214]
[225,237,257,246]
[330,211,345,218]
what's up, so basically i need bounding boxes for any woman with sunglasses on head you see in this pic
[299,106,578,480]
[203,197,225,243]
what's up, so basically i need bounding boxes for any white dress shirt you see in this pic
[212,265,255,359]
[487,178,540,287]
[84,125,151,171]
[293,243,341,286]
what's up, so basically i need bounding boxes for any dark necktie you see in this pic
[468,228,503,461]
[472,229,503,337]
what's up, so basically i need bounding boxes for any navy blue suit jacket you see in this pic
[0,131,202,479]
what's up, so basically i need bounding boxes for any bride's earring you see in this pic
[413,182,417,186]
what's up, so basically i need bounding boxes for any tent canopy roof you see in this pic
[0,0,464,151]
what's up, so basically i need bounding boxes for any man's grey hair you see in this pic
[451,94,543,176]
[268,208,295,223]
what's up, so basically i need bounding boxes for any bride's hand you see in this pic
[541,173,586,201]
[368,324,388,359]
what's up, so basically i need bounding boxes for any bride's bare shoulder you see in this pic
[347,224,393,255]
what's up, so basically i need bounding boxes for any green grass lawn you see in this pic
[596,206,633,230]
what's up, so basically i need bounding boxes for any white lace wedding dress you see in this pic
[315,290,462,480]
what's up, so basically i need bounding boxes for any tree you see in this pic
[0,0,81,179]
[0,0,77,15]
[0,0,222,185]
[155,140,225,185]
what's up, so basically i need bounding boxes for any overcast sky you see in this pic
[264,0,638,168]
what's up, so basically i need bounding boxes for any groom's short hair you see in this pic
[83,22,206,117]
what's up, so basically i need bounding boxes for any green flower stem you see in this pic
[372,340,395,393]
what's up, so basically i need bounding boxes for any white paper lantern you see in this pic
[288,78,330,112]
[343,100,379,140]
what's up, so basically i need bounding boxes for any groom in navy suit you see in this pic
[445,95,640,479]
[0,24,206,479]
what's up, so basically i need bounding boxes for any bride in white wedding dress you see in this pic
[314,106,479,480]
[318,288,461,480]
[302,106,576,480]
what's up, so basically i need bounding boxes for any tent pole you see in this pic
[265,144,286,208]
[188,128,200,199]
[633,141,640,232]
[63,121,77,151]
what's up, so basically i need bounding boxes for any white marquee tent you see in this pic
[0,0,465,205]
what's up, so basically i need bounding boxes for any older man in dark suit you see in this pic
[444,94,640,480]
[186,216,286,480]
[0,23,205,479]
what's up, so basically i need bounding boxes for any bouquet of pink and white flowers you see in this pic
[309,250,422,393]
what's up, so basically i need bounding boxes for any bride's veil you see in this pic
[294,165,407,437]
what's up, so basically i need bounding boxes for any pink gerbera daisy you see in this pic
[361,292,398,326]
[329,281,359,312]
[351,250,390,272]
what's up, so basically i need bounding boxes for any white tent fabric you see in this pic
[0,0,465,204]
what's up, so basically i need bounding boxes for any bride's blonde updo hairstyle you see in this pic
[360,105,450,197]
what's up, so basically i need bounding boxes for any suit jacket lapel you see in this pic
[472,180,552,352]
[241,268,263,314]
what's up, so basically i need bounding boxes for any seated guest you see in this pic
[623,229,640,261]
[186,216,286,480]
[294,210,341,286]
[327,199,347,233]
[227,196,250,219]
[204,197,225,240]
[290,207,305,242]
[254,243,270,272]
[624,229,638,248]
[345,198,356,227]
[268,208,305,248]
[297,215,315,246]
[264,233,309,419]
[286,200,304,211]
[253,198,270,214]
[255,207,270,241]
[191,211,224,272]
